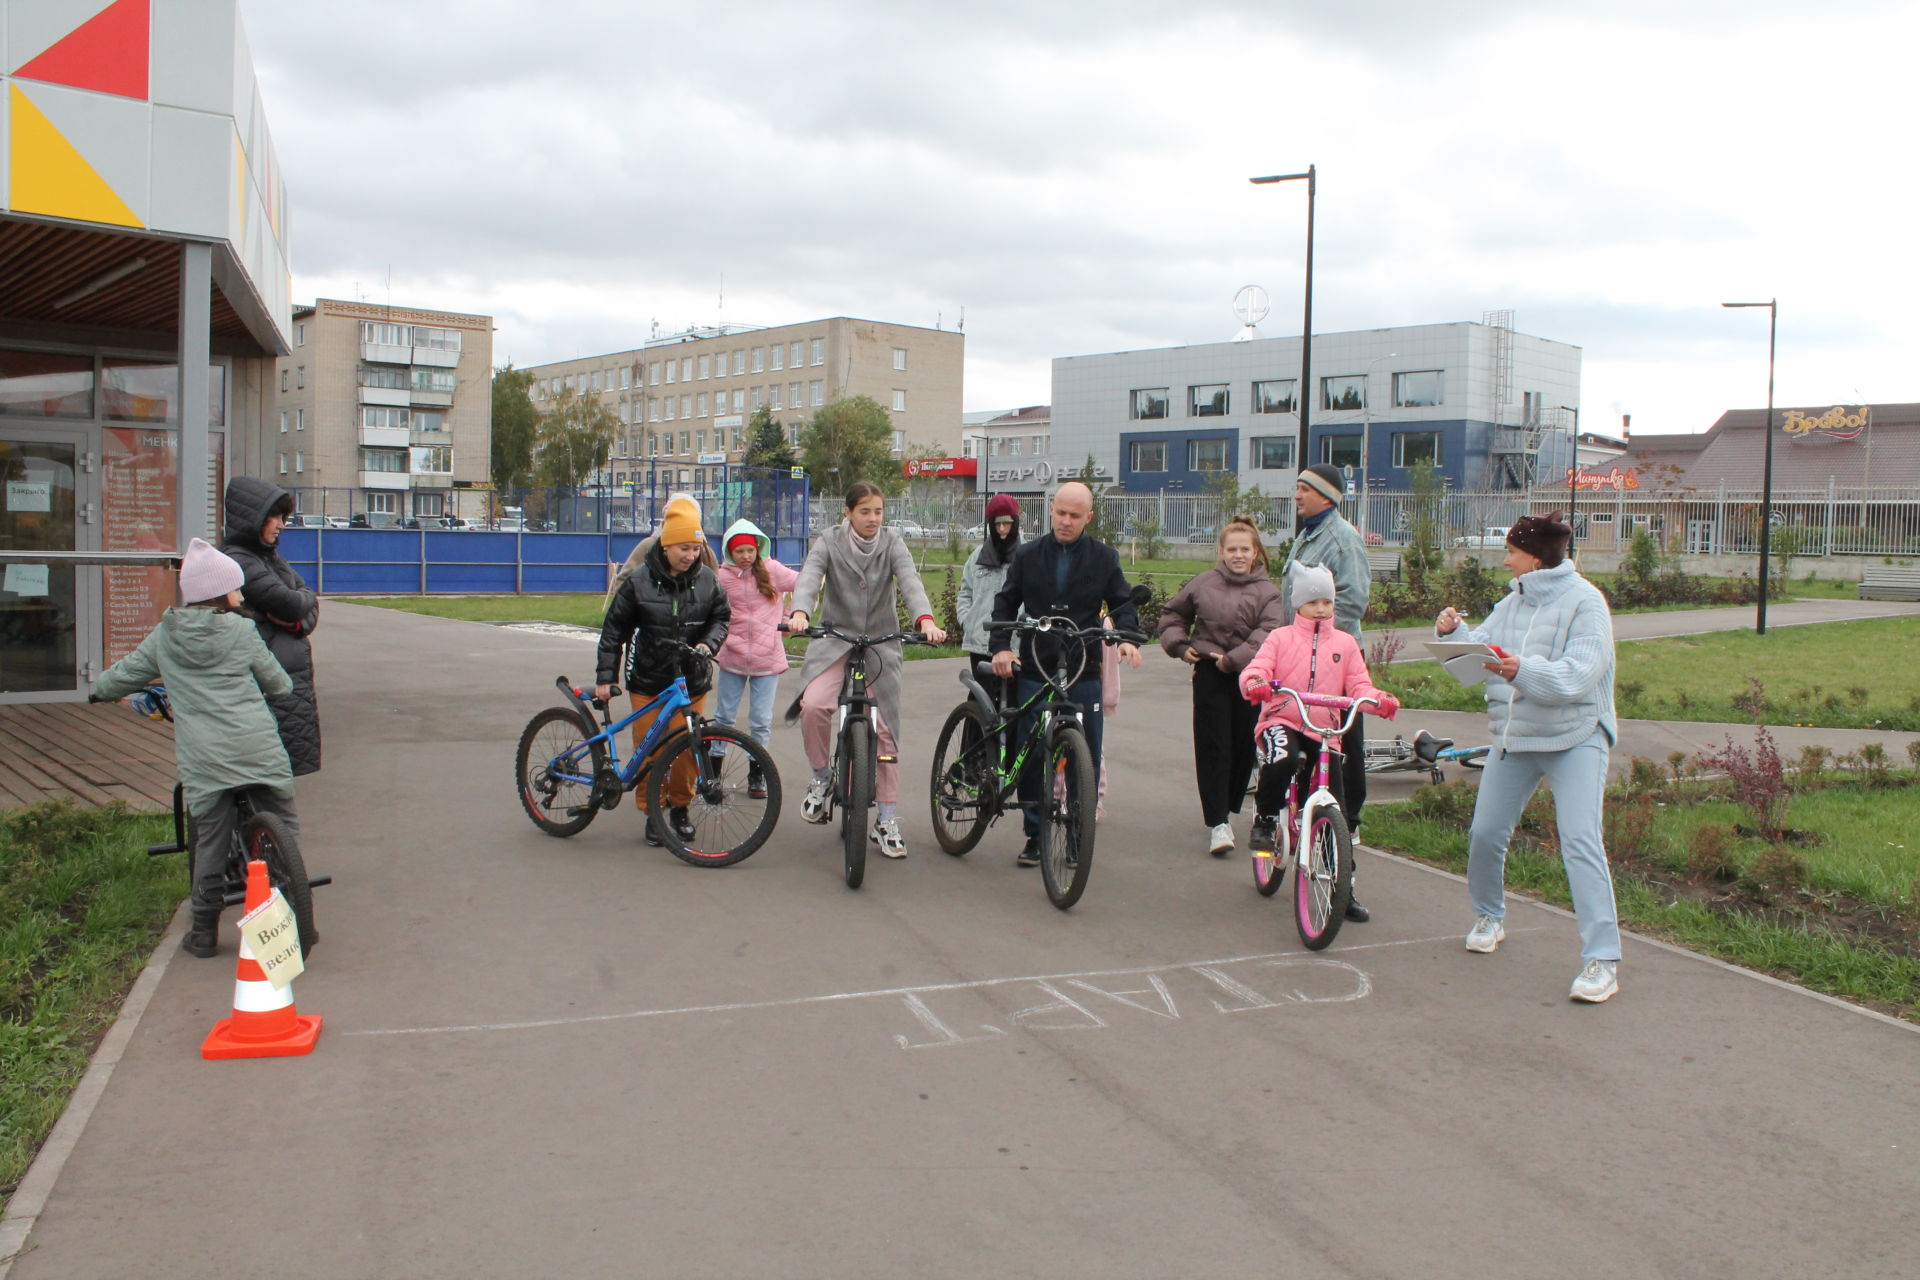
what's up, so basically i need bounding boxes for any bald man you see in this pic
[990,481,1143,866]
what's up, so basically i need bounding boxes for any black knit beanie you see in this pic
[1507,511,1572,566]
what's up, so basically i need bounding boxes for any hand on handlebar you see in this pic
[1373,693,1401,719]
[1242,678,1273,702]
[919,622,947,645]
[785,610,809,634]
[593,683,615,703]
[991,650,1017,679]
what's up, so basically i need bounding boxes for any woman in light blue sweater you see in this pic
[1435,512,1622,1004]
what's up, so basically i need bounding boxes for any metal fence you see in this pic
[877,482,1920,559]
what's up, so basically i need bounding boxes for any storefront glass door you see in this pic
[0,428,91,700]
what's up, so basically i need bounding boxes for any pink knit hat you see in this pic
[178,537,244,604]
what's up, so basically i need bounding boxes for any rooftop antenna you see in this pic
[957,306,965,333]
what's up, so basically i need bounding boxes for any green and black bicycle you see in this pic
[927,611,1147,910]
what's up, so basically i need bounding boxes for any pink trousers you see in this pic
[800,667,900,802]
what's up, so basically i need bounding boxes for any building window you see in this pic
[750,386,764,410]
[412,368,457,394]
[1188,438,1228,471]
[789,382,802,408]
[809,380,824,407]
[1129,388,1169,420]
[360,364,407,390]
[621,366,631,389]
[1188,384,1228,417]
[280,369,289,392]
[294,323,305,347]
[664,360,675,385]
[696,392,709,417]
[295,408,304,431]
[771,384,784,410]
[1007,437,1023,456]
[1254,379,1296,414]
[360,321,405,346]
[889,430,905,454]
[788,424,802,446]
[1321,376,1365,411]
[892,347,907,371]
[414,410,445,432]
[277,451,287,474]
[1130,441,1168,472]
[362,406,410,429]
[729,350,744,376]
[1392,431,1442,467]
[810,338,825,366]
[751,347,764,373]
[1251,436,1294,470]
[770,345,784,372]
[367,492,398,514]
[680,394,691,418]
[663,397,675,421]
[1522,389,1545,424]
[591,370,602,392]
[279,411,288,433]
[296,366,305,389]
[698,354,711,379]
[696,429,707,452]
[789,341,803,367]
[360,447,408,472]
[412,446,452,474]
[1319,435,1361,468]
[679,431,690,453]
[681,358,693,381]
[294,451,304,473]
[1393,370,1444,408]
[891,389,907,412]
[646,433,657,455]
[412,327,462,352]
[648,362,660,386]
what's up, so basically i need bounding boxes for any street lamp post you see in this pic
[1358,350,1397,540]
[1722,299,1777,635]
[1558,404,1580,549]
[1249,166,1315,500]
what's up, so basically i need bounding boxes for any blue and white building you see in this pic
[1047,319,1581,497]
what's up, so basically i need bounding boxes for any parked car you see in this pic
[1186,525,1217,543]
[283,513,328,530]
[1453,526,1509,550]
[401,516,450,531]
[443,517,479,531]
[323,516,351,530]
[348,513,400,530]
[891,520,929,538]
[493,519,528,533]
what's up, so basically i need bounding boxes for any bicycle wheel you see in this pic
[516,707,608,837]
[840,718,873,889]
[929,702,993,856]
[1252,821,1287,898]
[1295,806,1354,951]
[1039,722,1095,910]
[645,725,781,868]
[243,812,317,959]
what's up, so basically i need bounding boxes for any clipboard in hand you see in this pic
[1425,641,1506,687]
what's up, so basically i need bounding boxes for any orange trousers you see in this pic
[628,689,711,811]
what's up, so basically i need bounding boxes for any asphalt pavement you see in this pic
[4,601,1917,1280]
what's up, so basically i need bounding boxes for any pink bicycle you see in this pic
[1252,686,1377,951]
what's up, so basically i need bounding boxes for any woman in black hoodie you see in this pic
[221,477,322,782]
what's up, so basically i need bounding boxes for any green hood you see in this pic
[721,517,771,561]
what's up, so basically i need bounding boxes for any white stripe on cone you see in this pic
[231,921,295,1013]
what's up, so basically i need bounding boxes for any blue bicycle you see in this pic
[515,653,781,866]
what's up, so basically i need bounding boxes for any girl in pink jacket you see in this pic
[715,518,800,799]
[1238,563,1398,862]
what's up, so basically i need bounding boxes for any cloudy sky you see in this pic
[239,0,1916,437]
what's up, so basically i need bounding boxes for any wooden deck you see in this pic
[0,700,178,813]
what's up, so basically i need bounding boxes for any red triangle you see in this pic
[13,0,150,100]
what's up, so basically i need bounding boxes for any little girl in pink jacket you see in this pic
[1237,564,1398,855]
[715,517,800,799]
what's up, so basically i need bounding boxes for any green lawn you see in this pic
[1363,774,1920,1019]
[1384,616,1920,730]
[1,803,182,1213]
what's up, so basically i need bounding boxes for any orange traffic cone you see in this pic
[201,860,322,1060]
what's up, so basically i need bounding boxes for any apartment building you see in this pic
[274,299,494,522]
[524,316,964,493]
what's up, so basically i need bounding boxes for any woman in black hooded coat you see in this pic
[221,476,322,778]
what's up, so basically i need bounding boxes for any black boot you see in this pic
[182,908,220,958]
[747,761,767,800]
[644,814,667,846]
[670,806,697,842]
[1345,897,1371,923]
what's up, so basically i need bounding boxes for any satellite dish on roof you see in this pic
[1232,284,1270,341]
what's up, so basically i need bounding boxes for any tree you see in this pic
[1203,468,1275,535]
[1404,459,1446,588]
[490,364,538,493]
[1066,453,1115,543]
[740,405,798,471]
[799,395,901,496]
[533,387,620,489]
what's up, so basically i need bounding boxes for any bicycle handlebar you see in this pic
[1268,684,1378,737]
[780,622,935,647]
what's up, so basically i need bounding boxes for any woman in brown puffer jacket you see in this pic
[1157,516,1286,858]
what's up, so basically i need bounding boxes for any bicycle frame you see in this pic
[547,675,707,798]
[953,616,1122,812]
[1270,687,1373,860]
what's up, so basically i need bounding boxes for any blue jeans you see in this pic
[1015,677,1103,838]
[1467,727,1621,962]
[714,668,779,752]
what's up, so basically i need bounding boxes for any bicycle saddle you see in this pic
[1412,729,1454,762]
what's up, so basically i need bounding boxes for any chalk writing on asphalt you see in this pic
[342,939,1464,1050]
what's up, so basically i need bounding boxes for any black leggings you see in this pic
[1192,661,1256,826]
[1252,725,1348,820]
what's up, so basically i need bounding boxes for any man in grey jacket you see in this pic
[1280,463,1374,922]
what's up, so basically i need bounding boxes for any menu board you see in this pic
[100,428,225,664]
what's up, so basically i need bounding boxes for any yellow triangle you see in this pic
[9,84,142,228]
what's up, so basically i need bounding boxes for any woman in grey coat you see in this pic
[222,477,321,781]
[785,482,947,858]
[955,492,1022,706]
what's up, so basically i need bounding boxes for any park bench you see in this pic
[1859,564,1920,601]
[1365,548,1403,582]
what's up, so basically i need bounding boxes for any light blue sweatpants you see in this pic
[1467,727,1621,962]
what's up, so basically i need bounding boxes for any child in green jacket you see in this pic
[93,538,299,957]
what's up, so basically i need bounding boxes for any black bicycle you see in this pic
[785,623,933,889]
[927,614,1147,909]
[112,684,328,957]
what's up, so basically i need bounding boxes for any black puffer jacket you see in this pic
[596,540,731,697]
[221,477,322,775]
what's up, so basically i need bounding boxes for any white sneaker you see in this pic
[870,816,908,858]
[1464,915,1506,953]
[801,778,832,824]
[1570,959,1619,1003]
[1208,822,1235,856]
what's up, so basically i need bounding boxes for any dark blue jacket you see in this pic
[989,533,1139,685]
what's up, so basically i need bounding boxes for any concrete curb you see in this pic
[0,904,190,1280]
